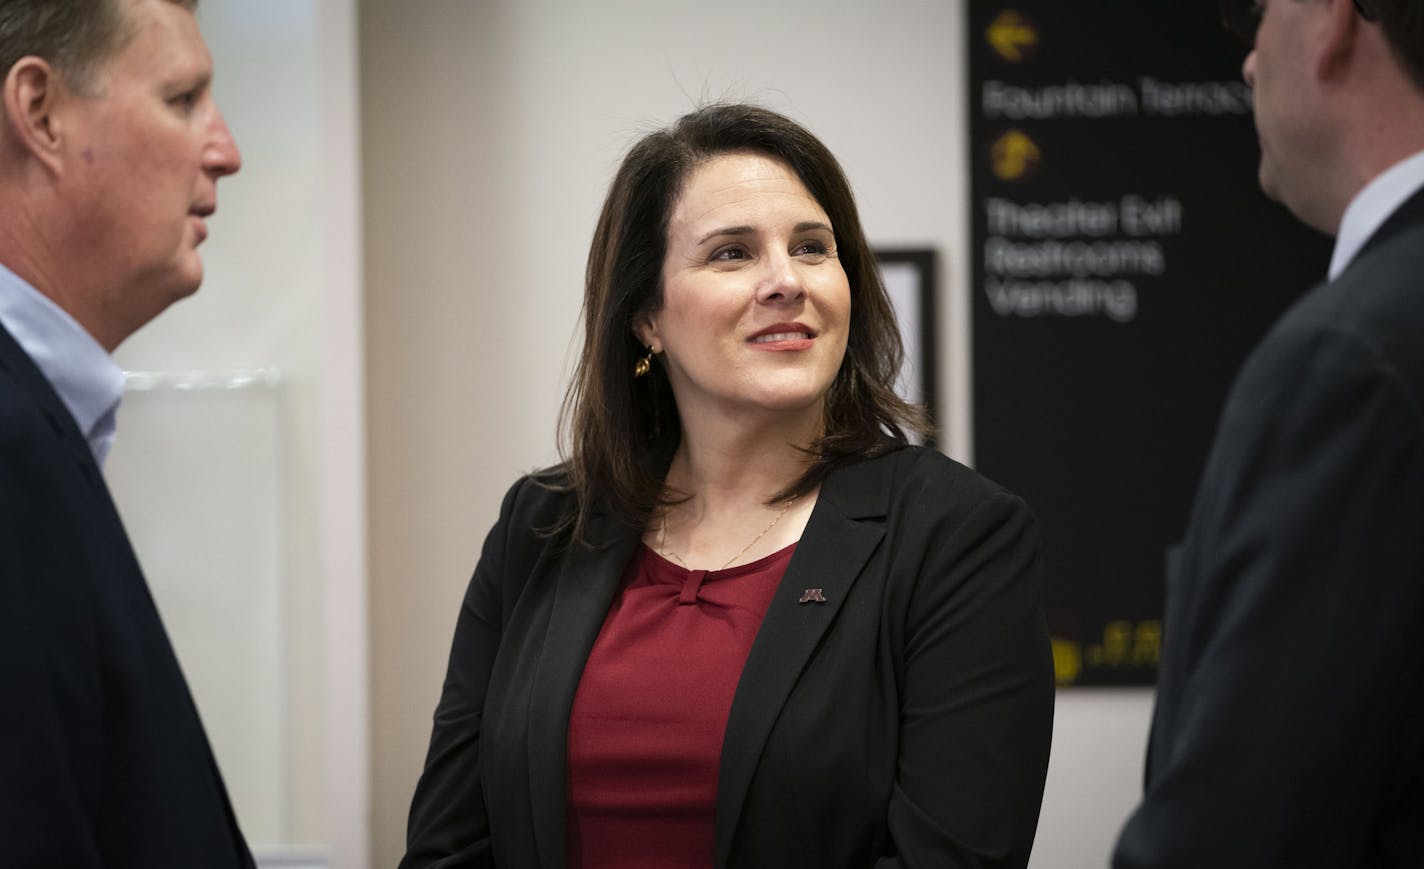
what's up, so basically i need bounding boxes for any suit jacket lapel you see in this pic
[714,455,894,868]
[526,512,639,869]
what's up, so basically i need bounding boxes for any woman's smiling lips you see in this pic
[748,322,816,351]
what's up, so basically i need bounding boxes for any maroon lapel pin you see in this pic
[798,588,827,604]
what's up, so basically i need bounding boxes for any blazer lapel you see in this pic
[714,455,894,868]
[525,513,639,869]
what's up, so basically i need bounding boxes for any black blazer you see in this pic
[402,445,1054,869]
[1114,187,1424,868]
[0,320,253,867]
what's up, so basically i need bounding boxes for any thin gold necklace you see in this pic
[658,497,796,571]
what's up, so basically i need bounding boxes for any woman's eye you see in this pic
[710,246,749,263]
[794,240,829,257]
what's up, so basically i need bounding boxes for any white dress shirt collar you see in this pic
[1329,148,1424,281]
[0,262,125,466]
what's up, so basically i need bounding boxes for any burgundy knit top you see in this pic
[565,541,796,869]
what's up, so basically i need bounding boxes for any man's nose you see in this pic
[206,108,242,177]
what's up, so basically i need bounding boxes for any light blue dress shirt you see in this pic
[1329,148,1424,280]
[0,262,125,466]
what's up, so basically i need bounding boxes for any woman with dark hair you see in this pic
[400,103,1054,869]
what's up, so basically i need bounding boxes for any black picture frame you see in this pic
[874,248,940,444]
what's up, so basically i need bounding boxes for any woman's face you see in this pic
[636,152,851,432]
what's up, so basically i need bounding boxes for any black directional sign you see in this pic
[968,3,1331,686]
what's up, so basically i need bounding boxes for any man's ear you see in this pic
[2,58,68,174]
[1315,0,1362,84]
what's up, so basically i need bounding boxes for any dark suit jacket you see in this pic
[401,445,1054,869]
[0,320,254,867]
[1114,187,1424,867]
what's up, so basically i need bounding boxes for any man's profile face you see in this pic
[1242,0,1332,225]
[63,0,241,341]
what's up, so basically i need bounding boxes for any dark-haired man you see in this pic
[0,0,249,864]
[1115,0,1424,866]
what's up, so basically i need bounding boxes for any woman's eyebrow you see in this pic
[696,225,754,245]
[696,221,832,246]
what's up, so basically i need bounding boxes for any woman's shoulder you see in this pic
[828,444,1028,520]
[494,464,578,527]
[846,443,1016,494]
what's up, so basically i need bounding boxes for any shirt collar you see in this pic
[1329,148,1424,280]
[0,262,126,466]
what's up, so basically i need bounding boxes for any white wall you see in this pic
[362,2,1153,867]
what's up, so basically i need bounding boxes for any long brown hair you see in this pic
[553,103,928,545]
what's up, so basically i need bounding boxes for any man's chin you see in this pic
[150,267,206,320]
[1257,158,1282,204]
[174,258,206,299]
[1257,161,1336,234]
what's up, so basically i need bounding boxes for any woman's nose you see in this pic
[756,253,806,305]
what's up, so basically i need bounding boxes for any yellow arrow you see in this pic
[991,130,1041,181]
[987,10,1039,63]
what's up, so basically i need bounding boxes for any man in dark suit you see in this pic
[1114,1,1424,866]
[0,0,248,864]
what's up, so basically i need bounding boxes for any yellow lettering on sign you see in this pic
[1087,620,1132,666]
[1082,620,1163,670]
[1053,621,1162,684]
[1052,638,1082,685]
[1131,621,1162,666]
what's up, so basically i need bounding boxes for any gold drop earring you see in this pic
[634,346,655,378]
